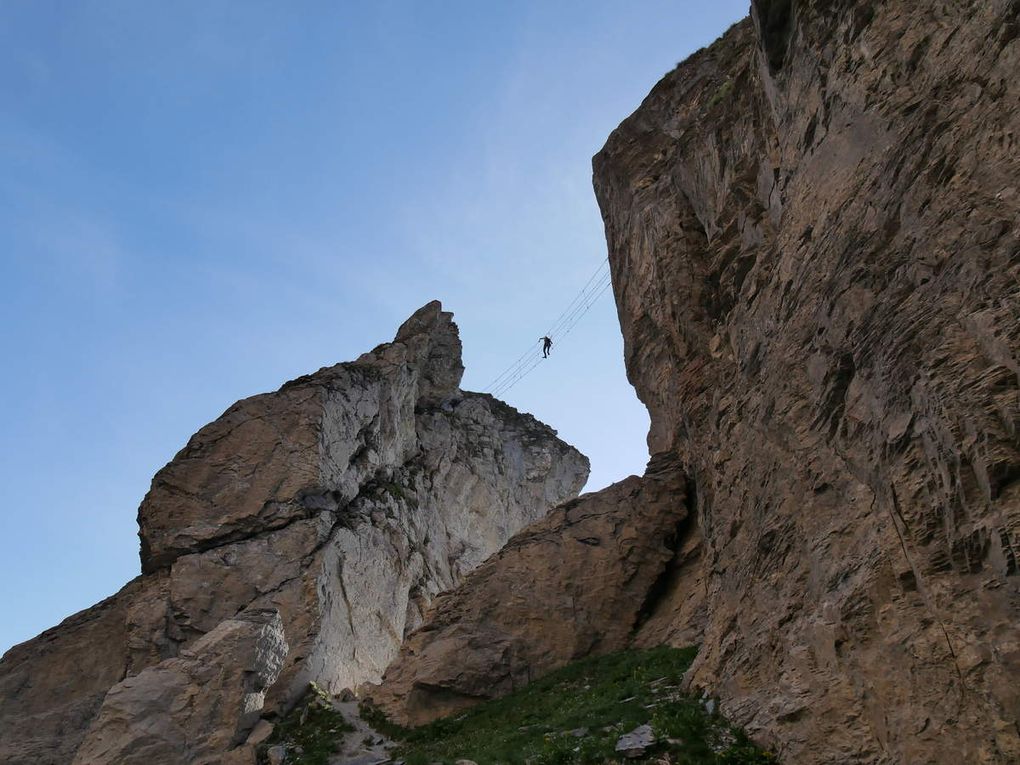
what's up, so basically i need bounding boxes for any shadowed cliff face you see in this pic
[0,301,589,765]
[594,2,1020,762]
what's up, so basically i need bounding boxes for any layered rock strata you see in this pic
[368,453,697,726]
[593,2,1020,762]
[71,608,288,765]
[374,2,1020,763]
[0,301,589,765]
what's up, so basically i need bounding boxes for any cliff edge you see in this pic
[592,2,1020,761]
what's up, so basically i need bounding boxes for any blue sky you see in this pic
[0,1,748,654]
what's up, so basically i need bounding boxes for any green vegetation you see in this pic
[363,647,777,765]
[381,481,407,501]
[706,79,734,109]
[257,683,354,765]
[374,479,419,509]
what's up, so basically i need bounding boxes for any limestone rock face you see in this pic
[136,299,467,572]
[0,301,589,765]
[366,4,1020,763]
[368,454,693,726]
[0,576,160,765]
[71,609,287,765]
[592,3,1020,763]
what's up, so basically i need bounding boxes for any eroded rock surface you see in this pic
[0,301,589,765]
[370,4,1020,763]
[368,453,693,726]
[592,3,1020,763]
[71,608,287,765]
[0,577,158,765]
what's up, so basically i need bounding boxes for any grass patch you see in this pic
[706,79,734,109]
[258,683,354,765]
[373,479,419,509]
[364,647,776,765]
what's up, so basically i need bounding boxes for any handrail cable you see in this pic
[486,259,614,398]
[543,258,609,337]
[490,275,610,398]
[482,258,610,394]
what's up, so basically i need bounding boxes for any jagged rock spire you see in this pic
[0,303,589,765]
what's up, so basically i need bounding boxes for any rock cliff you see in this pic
[72,609,288,765]
[373,3,1020,763]
[5,3,1020,762]
[594,2,1020,761]
[369,453,693,726]
[0,301,589,765]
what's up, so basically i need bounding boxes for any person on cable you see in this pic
[540,335,553,358]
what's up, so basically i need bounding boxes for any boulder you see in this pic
[72,609,287,765]
[615,724,655,759]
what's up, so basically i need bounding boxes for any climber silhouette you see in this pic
[541,336,553,358]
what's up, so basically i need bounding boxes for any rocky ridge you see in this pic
[369,453,694,726]
[370,2,1020,763]
[0,301,589,765]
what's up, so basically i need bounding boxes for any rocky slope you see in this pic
[0,301,589,765]
[372,2,1020,763]
[369,453,694,726]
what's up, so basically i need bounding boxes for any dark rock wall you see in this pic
[594,2,1020,762]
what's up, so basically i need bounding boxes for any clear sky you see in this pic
[0,1,749,654]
